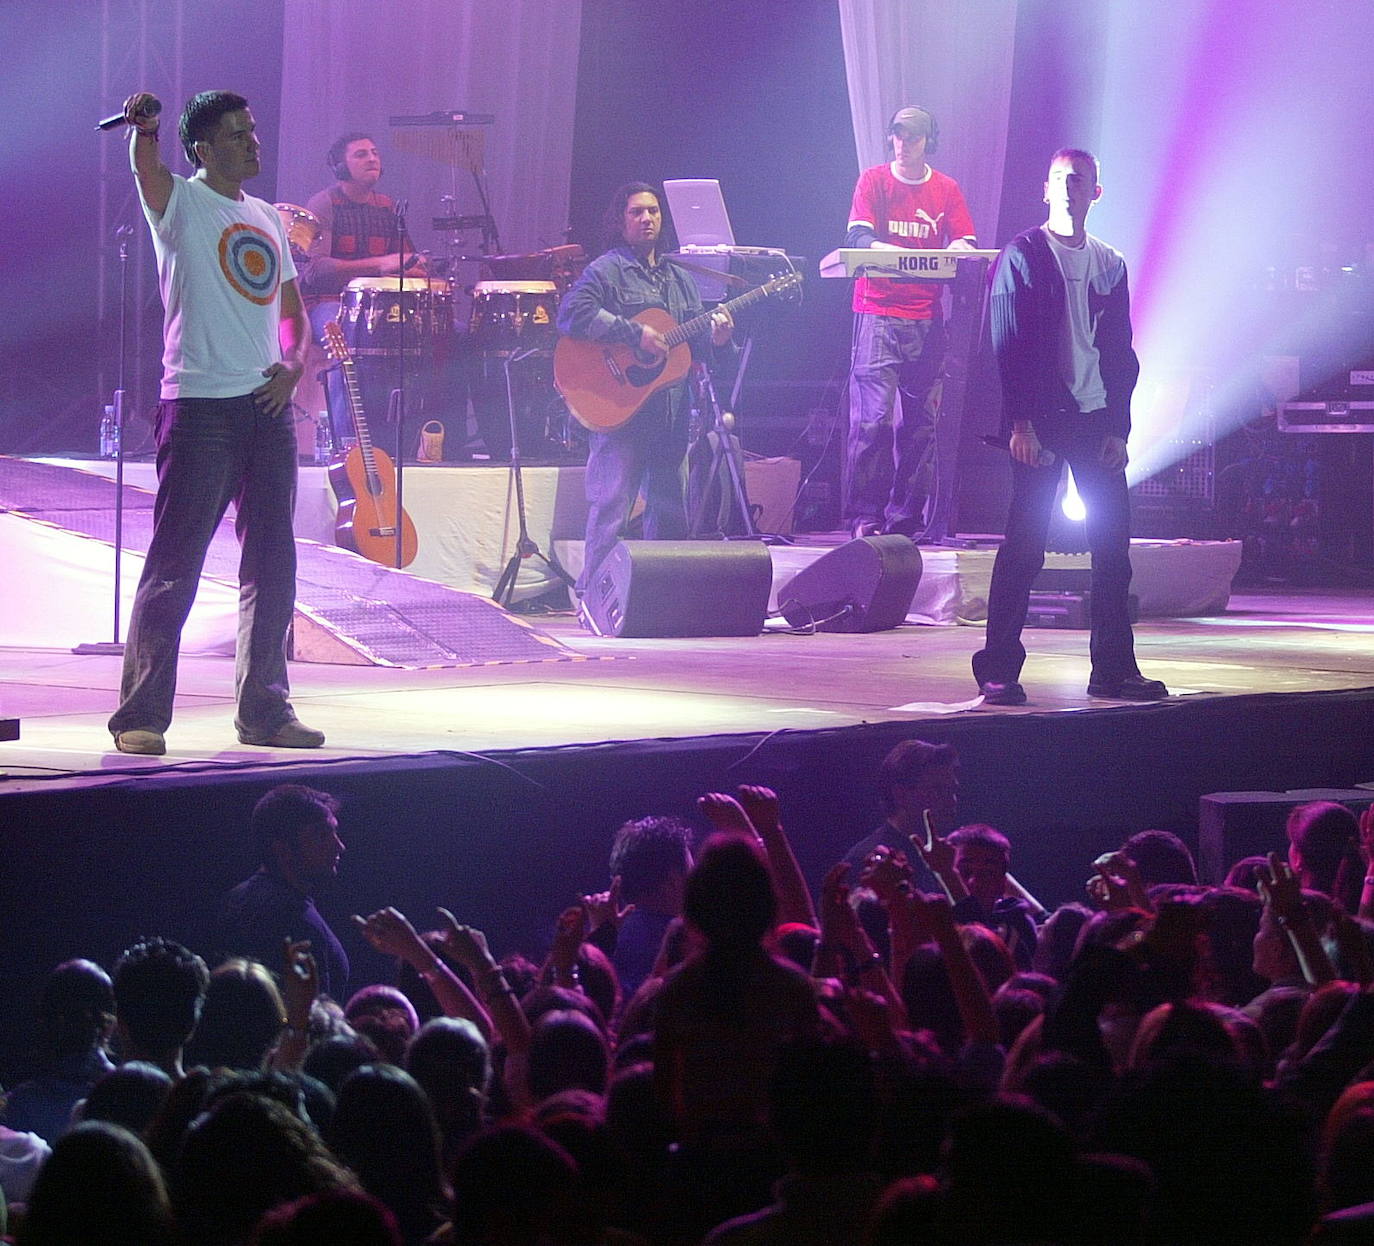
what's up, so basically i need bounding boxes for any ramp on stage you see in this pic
[0,455,581,668]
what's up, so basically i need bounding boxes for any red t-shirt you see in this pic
[848,163,976,319]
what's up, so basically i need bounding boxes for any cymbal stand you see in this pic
[492,347,575,606]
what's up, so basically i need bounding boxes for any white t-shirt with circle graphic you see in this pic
[141,174,298,400]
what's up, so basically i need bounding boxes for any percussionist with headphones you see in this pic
[298,133,426,429]
[300,132,422,301]
[843,105,977,542]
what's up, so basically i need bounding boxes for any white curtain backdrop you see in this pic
[278,1,583,264]
[838,0,1018,244]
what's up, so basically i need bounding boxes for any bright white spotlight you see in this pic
[1061,470,1086,522]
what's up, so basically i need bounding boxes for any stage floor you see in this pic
[2,587,1373,791]
[4,583,1374,1078]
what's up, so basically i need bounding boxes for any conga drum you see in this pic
[468,280,558,355]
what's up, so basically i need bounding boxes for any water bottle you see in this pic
[314,412,331,465]
[99,405,118,459]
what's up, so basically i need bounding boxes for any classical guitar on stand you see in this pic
[321,321,418,569]
[554,271,803,433]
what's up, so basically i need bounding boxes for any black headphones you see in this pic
[326,132,373,181]
[888,105,939,156]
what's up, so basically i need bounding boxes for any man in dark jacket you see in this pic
[216,784,349,999]
[556,182,733,601]
[973,148,1167,705]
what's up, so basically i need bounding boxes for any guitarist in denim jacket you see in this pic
[557,182,734,600]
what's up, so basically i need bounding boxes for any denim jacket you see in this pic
[557,244,716,363]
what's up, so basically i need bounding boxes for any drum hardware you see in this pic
[433,213,497,233]
[392,115,501,254]
[478,244,587,293]
[273,202,321,263]
[389,110,495,127]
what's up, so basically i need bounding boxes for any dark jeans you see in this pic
[845,313,945,535]
[577,391,689,592]
[972,421,1139,687]
[108,394,300,738]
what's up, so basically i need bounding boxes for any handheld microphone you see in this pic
[979,433,1057,467]
[96,97,161,131]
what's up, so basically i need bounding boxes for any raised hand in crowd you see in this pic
[907,810,968,902]
[909,886,999,1046]
[270,938,317,1069]
[814,862,903,1020]
[436,908,531,1058]
[1256,852,1336,986]
[859,842,914,906]
[736,783,818,928]
[354,905,493,1042]
[699,786,818,927]
[861,846,931,983]
[545,904,588,991]
[580,874,634,934]
[1087,850,1153,913]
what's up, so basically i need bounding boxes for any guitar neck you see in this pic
[663,278,787,349]
[339,359,382,480]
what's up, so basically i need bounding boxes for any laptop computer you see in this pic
[663,178,736,248]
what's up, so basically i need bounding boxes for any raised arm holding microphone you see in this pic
[106,89,323,755]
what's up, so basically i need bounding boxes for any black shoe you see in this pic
[1086,674,1169,700]
[979,680,1027,706]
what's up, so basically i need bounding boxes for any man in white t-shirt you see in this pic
[107,90,322,755]
[972,149,1168,706]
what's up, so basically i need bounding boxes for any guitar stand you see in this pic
[686,359,791,545]
[491,348,576,607]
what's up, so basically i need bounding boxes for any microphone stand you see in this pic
[491,347,574,606]
[390,200,409,570]
[74,223,135,656]
[470,164,502,255]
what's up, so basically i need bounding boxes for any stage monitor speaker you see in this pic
[582,540,772,637]
[1197,787,1374,884]
[777,534,921,632]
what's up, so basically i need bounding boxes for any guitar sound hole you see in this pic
[626,359,666,387]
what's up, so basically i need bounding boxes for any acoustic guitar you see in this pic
[320,321,418,568]
[553,271,802,433]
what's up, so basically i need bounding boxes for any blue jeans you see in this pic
[108,395,301,738]
[972,421,1139,687]
[578,392,689,592]
[845,313,945,535]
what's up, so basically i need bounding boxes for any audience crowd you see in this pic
[3,756,1374,1245]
